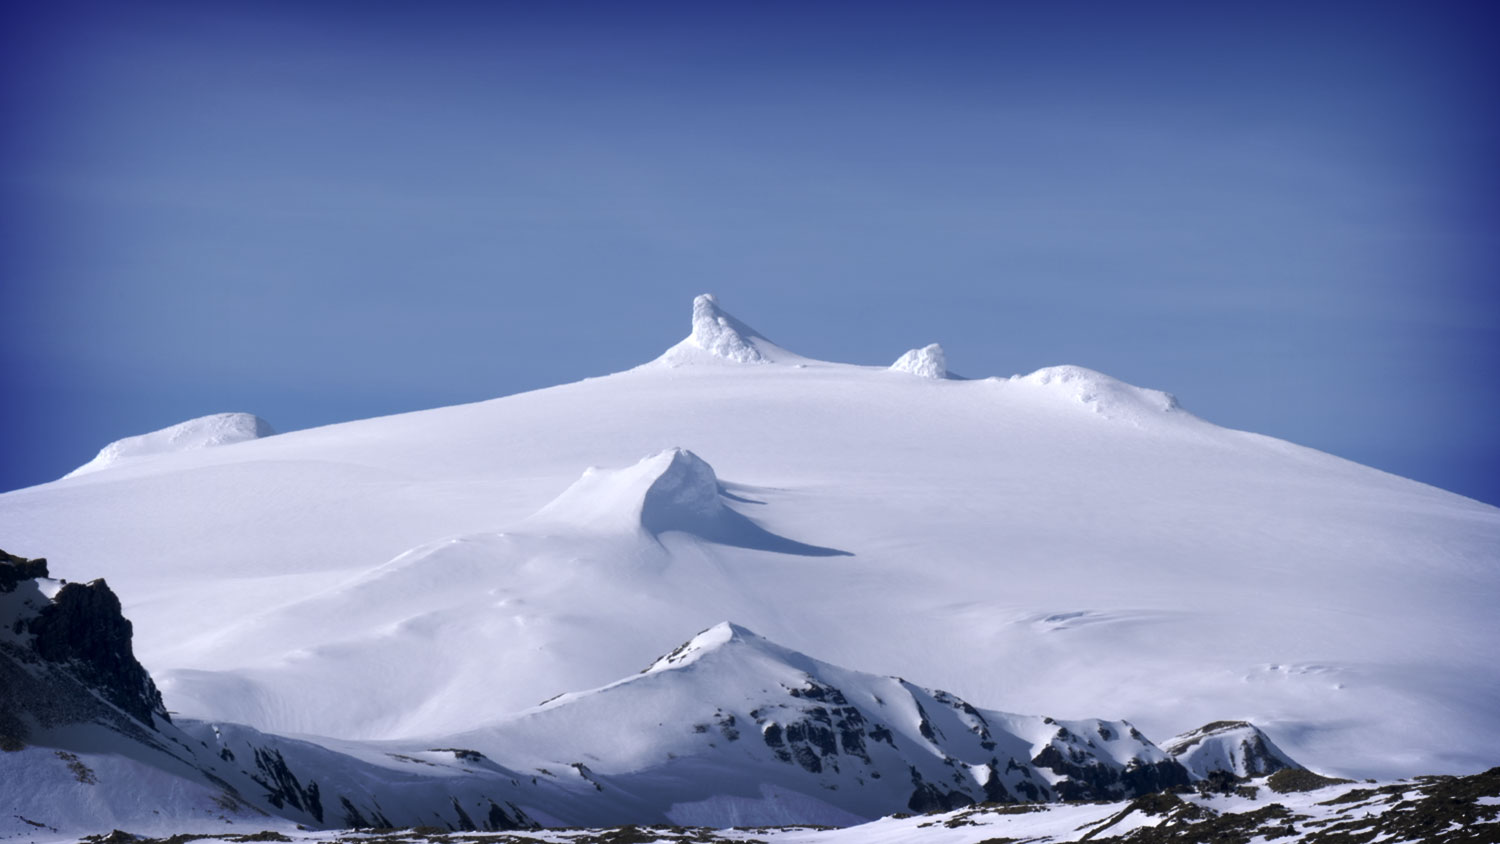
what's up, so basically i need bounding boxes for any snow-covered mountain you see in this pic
[2,294,1497,791]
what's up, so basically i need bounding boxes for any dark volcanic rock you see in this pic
[1032,743,1191,801]
[1,548,168,728]
[25,578,168,726]
[1,549,49,591]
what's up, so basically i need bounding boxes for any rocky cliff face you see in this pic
[1,549,167,728]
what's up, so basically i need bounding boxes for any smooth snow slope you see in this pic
[2,294,1496,779]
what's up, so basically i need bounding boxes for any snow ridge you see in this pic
[65,412,275,478]
[890,343,949,379]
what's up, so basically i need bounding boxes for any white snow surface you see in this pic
[63,411,275,478]
[3,295,1498,782]
[890,343,949,379]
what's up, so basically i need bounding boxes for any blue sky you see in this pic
[3,0,1497,504]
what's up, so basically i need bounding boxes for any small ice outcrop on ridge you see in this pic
[1014,365,1185,422]
[65,412,276,478]
[890,343,949,379]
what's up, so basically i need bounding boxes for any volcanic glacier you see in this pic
[2,293,1497,789]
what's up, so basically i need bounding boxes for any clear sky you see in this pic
[3,0,1497,505]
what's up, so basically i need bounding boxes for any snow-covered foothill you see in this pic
[890,343,950,379]
[1164,720,1302,779]
[431,620,1195,824]
[64,412,275,478]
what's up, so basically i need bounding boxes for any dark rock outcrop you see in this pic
[2,548,169,753]
[1032,743,1192,801]
[25,577,168,726]
[0,549,49,592]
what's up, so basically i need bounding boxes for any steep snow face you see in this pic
[890,343,949,379]
[656,294,804,365]
[532,448,722,534]
[1164,721,1302,779]
[65,412,274,478]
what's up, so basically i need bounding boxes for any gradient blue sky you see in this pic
[3,0,1497,504]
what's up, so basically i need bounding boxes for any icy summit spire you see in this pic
[654,293,801,366]
[689,294,767,363]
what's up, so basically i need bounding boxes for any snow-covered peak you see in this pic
[655,294,805,366]
[65,412,275,478]
[1163,720,1302,778]
[890,343,949,379]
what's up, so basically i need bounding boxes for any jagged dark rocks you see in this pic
[26,577,168,726]
[2,548,168,747]
[1031,743,1192,801]
[0,549,49,591]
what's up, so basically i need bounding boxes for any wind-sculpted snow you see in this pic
[64,412,275,477]
[890,343,950,379]
[153,449,846,739]
[535,448,851,554]
[4,293,1499,783]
